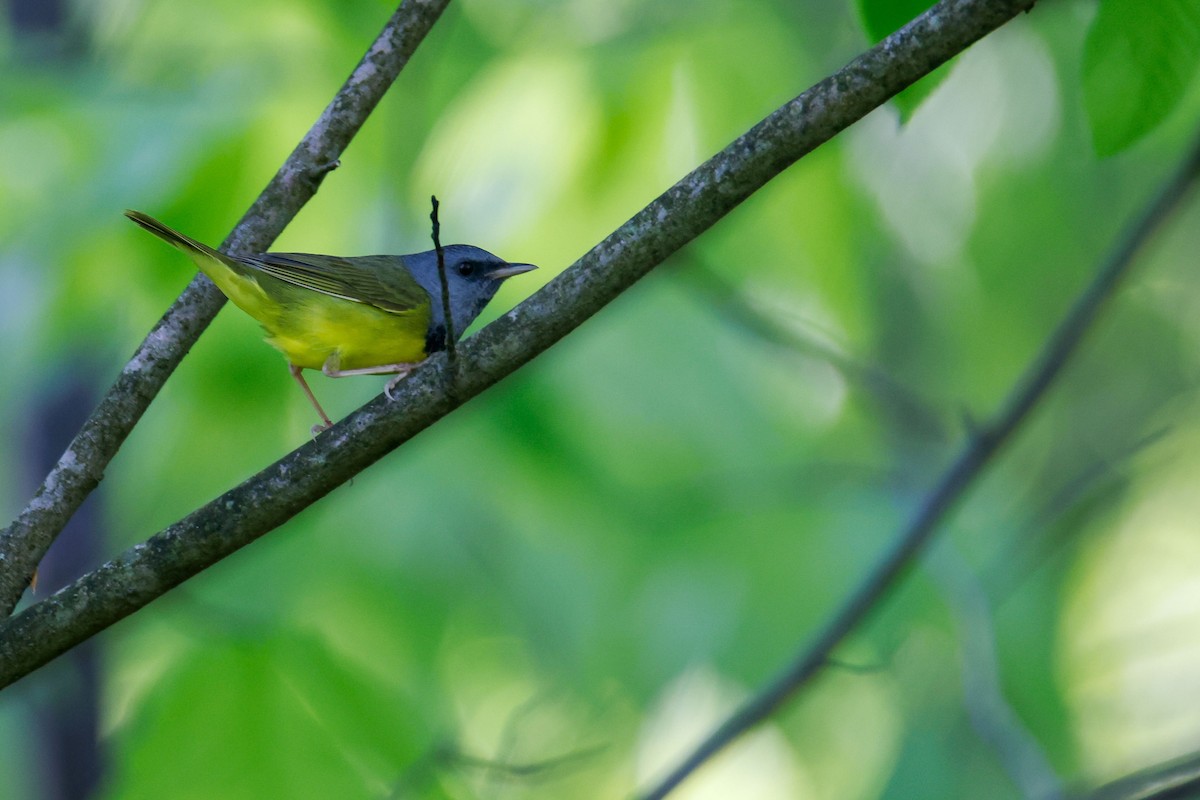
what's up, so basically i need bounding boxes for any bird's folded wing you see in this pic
[244,253,427,314]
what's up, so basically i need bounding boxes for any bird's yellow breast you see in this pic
[262,296,432,370]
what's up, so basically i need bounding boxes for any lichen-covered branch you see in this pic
[0,0,1037,690]
[0,0,451,616]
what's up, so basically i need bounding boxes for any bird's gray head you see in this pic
[404,244,536,352]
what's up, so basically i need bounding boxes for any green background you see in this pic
[4,0,1200,797]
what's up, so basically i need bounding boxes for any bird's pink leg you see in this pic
[321,355,425,400]
[289,363,334,433]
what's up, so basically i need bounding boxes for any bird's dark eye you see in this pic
[457,261,475,277]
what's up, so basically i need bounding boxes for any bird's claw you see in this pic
[384,368,414,401]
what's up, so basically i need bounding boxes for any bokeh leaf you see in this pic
[1083,0,1200,155]
[105,634,429,800]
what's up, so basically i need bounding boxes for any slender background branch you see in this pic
[928,545,1064,800]
[676,253,947,442]
[0,0,451,616]
[1075,750,1200,800]
[636,123,1200,800]
[0,0,1040,691]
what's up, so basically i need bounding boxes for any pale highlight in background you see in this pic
[1061,428,1200,781]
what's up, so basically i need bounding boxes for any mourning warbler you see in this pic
[126,210,536,431]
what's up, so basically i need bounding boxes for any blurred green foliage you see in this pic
[1083,0,1200,155]
[4,0,1200,798]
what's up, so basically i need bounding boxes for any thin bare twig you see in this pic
[637,128,1200,800]
[430,195,457,365]
[0,0,1038,690]
[0,0,452,616]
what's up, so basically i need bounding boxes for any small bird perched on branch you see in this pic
[126,210,536,432]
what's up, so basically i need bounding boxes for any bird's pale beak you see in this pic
[487,263,538,280]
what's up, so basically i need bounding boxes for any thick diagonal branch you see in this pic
[0,0,451,615]
[0,0,1037,690]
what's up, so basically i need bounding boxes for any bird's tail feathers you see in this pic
[125,210,225,262]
